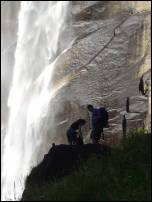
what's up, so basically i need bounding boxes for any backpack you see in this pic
[99,107,109,127]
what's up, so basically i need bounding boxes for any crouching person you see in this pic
[66,119,86,145]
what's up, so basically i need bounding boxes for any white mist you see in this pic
[2,1,70,200]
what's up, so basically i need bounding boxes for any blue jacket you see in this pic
[67,127,77,142]
[91,107,104,127]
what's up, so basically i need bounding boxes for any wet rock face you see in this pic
[52,1,151,144]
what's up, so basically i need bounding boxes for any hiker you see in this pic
[87,105,109,144]
[122,115,127,137]
[126,97,130,113]
[66,119,86,145]
[139,75,145,95]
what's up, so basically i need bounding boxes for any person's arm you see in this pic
[78,125,82,138]
[88,112,91,129]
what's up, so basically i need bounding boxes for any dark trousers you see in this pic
[90,119,104,143]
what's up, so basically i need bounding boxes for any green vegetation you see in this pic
[22,131,151,201]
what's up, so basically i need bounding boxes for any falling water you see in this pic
[2,1,71,200]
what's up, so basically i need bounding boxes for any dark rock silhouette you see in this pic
[25,144,111,185]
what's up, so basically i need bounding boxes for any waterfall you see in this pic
[2,1,71,200]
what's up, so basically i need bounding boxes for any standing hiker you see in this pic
[139,75,145,95]
[66,119,86,145]
[126,97,130,113]
[122,115,127,137]
[87,105,109,144]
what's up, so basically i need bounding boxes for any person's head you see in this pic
[52,143,55,147]
[78,119,86,126]
[87,104,94,112]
